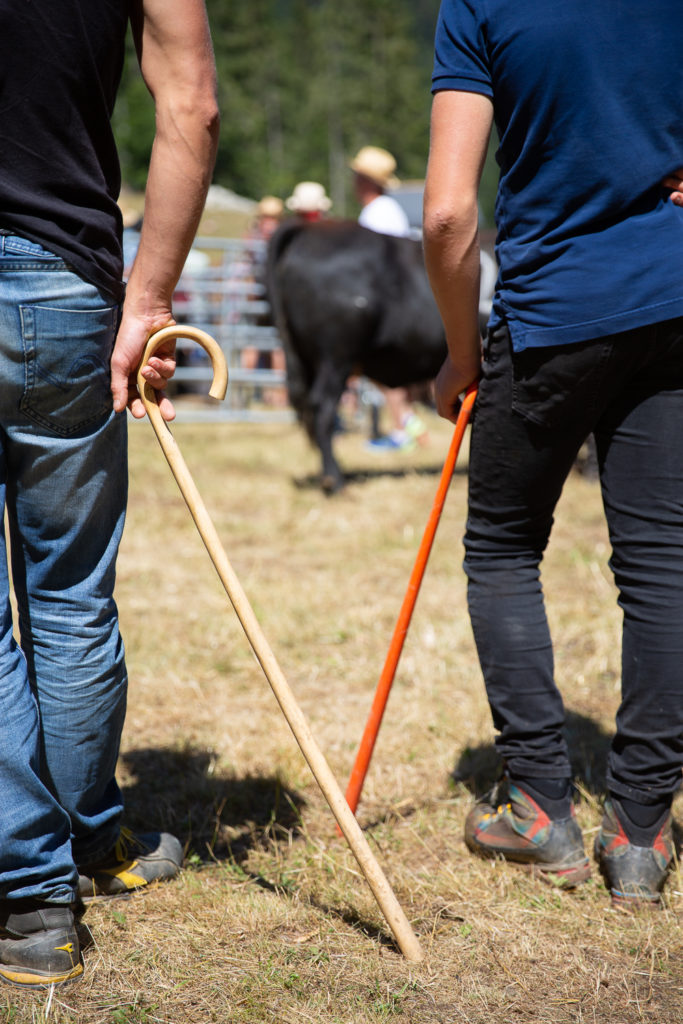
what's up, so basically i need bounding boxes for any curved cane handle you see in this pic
[137,324,228,425]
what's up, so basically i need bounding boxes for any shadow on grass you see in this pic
[119,747,403,950]
[310,898,399,951]
[293,462,468,491]
[118,746,305,864]
[451,710,614,798]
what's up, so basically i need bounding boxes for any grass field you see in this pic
[6,405,682,1023]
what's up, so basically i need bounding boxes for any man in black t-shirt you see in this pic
[0,0,219,988]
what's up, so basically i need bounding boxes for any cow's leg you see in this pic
[309,362,349,493]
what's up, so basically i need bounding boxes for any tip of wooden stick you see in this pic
[401,938,425,962]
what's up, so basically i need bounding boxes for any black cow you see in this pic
[267,219,448,492]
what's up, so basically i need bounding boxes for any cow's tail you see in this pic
[265,222,315,440]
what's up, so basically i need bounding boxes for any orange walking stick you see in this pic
[343,383,478,820]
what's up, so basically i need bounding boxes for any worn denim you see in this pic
[0,234,127,902]
[465,320,683,806]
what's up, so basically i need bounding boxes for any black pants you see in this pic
[464,319,683,806]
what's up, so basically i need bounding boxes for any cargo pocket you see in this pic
[20,304,118,436]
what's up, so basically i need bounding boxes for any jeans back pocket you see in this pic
[20,304,118,436]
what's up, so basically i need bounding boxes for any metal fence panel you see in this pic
[170,236,293,423]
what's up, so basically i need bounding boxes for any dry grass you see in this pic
[6,405,682,1023]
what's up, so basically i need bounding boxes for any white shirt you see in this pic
[358,194,411,238]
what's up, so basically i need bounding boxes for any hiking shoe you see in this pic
[77,828,183,899]
[0,900,82,988]
[464,780,591,888]
[594,800,674,907]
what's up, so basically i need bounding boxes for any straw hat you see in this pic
[349,146,400,190]
[257,195,284,218]
[285,181,333,213]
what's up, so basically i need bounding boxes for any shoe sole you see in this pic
[527,859,592,889]
[0,961,83,988]
[78,873,178,902]
[609,891,663,910]
[79,889,137,904]
[466,838,592,889]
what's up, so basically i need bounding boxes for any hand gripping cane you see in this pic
[137,325,423,963]
[342,383,478,822]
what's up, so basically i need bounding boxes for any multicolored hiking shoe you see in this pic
[77,828,183,899]
[464,781,591,888]
[594,800,674,907]
[0,900,83,988]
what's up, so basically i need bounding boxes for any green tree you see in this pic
[111,0,500,225]
[291,0,433,213]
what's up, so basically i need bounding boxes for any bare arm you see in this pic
[111,0,220,420]
[423,90,493,422]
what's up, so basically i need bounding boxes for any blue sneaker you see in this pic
[365,431,415,453]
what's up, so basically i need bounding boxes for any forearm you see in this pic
[422,89,493,420]
[423,196,482,379]
[124,71,219,325]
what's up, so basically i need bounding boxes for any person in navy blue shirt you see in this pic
[424,0,683,906]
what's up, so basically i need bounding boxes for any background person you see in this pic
[249,195,285,244]
[285,181,333,222]
[240,196,287,407]
[423,1,683,906]
[351,145,411,237]
[0,0,219,988]
[350,146,429,452]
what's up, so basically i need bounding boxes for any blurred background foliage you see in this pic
[112,0,499,225]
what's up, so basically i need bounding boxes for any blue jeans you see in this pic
[465,320,683,807]
[0,233,127,902]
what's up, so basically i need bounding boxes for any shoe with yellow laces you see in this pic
[464,779,591,888]
[77,828,183,899]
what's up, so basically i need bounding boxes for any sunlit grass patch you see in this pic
[8,410,681,1023]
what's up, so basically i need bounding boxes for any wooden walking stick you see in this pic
[342,383,478,822]
[137,325,423,963]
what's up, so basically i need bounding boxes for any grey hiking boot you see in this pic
[0,900,83,988]
[594,800,675,907]
[77,828,183,899]
[464,780,591,888]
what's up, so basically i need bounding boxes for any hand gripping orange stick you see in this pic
[137,326,423,963]
[342,383,478,822]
